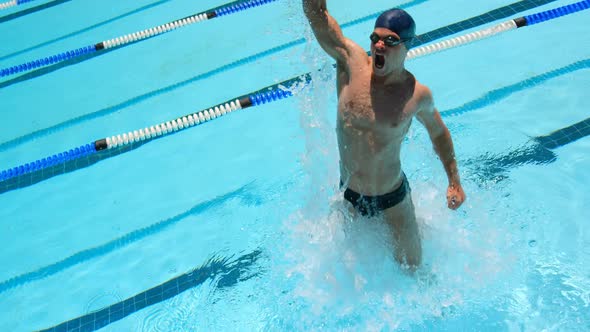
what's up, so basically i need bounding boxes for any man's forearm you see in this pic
[303,0,327,14]
[302,0,327,28]
[432,128,461,186]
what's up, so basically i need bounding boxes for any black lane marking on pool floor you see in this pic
[38,250,263,332]
[0,0,74,24]
[442,59,590,118]
[0,184,255,295]
[465,117,590,183]
[0,0,174,62]
[534,118,590,150]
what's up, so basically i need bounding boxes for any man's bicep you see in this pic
[314,31,350,61]
[416,98,445,139]
[305,8,351,61]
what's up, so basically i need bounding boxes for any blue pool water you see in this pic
[0,0,589,331]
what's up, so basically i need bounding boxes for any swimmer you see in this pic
[302,1,466,269]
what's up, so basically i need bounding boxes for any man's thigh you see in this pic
[383,195,421,264]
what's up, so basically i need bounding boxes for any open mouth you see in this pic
[374,54,385,69]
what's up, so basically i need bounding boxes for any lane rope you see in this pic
[0,0,557,151]
[0,0,22,11]
[0,0,279,78]
[1,0,588,185]
[408,0,589,59]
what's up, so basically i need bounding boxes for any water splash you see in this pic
[257,23,534,328]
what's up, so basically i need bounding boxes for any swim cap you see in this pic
[374,8,416,40]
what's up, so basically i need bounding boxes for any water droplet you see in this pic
[528,240,537,247]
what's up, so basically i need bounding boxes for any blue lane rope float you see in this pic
[215,0,276,16]
[0,46,97,77]
[0,143,96,182]
[522,0,589,25]
[0,0,279,78]
[1,0,588,186]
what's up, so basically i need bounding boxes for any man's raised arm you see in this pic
[302,0,351,62]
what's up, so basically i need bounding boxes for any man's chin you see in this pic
[372,67,387,76]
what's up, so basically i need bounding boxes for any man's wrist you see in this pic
[448,171,461,187]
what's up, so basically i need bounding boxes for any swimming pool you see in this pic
[0,0,589,330]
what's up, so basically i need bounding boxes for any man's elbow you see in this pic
[430,126,449,143]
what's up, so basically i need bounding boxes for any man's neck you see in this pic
[372,67,407,86]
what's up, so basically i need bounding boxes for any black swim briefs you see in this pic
[342,173,411,217]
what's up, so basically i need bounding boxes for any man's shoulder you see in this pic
[409,80,434,115]
[335,39,370,73]
[411,78,431,95]
[344,39,372,64]
[401,70,431,97]
[413,80,434,104]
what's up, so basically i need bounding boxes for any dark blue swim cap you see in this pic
[374,8,416,40]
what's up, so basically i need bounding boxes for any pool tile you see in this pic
[109,301,124,314]
[178,279,194,292]
[162,280,178,292]
[66,318,81,330]
[162,286,179,300]
[146,292,163,305]
[79,322,94,332]
[94,308,110,329]
[54,324,67,332]
[123,298,135,315]
[134,297,148,311]
[80,312,95,326]
[110,308,125,323]
[94,318,109,331]
[145,286,162,299]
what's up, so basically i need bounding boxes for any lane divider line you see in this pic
[1,0,588,188]
[0,0,18,10]
[0,0,279,78]
[0,0,556,88]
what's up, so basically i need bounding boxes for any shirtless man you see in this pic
[302,1,466,269]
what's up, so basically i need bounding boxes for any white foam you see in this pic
[259,24,531,329]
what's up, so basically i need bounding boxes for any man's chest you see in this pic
[337,86,413,129]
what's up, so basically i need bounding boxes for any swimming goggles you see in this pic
[369,33,412,47]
